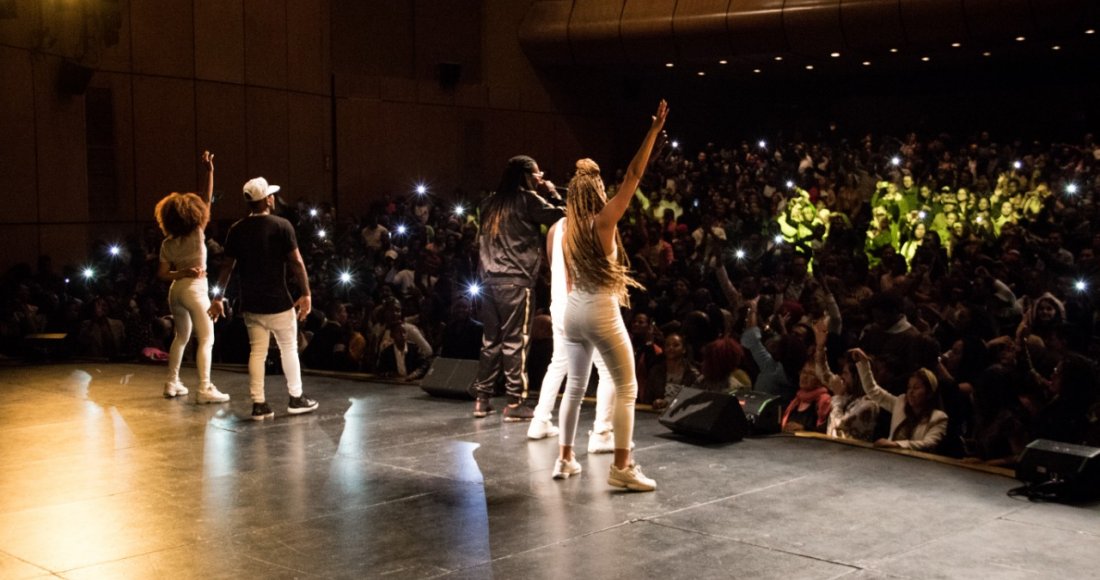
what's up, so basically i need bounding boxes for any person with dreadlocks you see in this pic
[470,155,564,420]
[553,100,668,491]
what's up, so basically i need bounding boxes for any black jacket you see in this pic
[477,188,563,286]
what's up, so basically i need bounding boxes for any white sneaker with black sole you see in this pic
[288,394,318,415]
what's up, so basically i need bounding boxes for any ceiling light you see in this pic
[1016,36,1026,42]
[862,61,871,66]
[1087,29,1096,35]
[889,48,898,53]
[752,68,762,74]
[830,52,840,58]
[1052,45,1062,51]
[921,56,931,62]
[719,59,728,65]
[951,42,961,48]
[983,51,992,57]
[665,62,674,68]
[805,65,814,70]
[774,56,784,61]
[697,71,705,76]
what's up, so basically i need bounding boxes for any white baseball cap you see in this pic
[243,177,281,202]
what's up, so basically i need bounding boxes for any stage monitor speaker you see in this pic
[437,62,461,89]
[658,387,747,443]
[1016,439,1100,501]
[737,390,783,435]
[58,60,94,95]
[420,357,477,399]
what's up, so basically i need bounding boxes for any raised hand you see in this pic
[201,150,214,172]
[652,99,669,131]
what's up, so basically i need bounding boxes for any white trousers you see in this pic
[167,278,213,389]
[244,309,303,402]
[561,291,637,450]
[531,315,614,435]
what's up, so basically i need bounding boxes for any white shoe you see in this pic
[608,463,656,492]
[527,418,560,440]
[587,429,615,454]
[195,385,230,404]
[163,381,188,398]
[552,457,583,480]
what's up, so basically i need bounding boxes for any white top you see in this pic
[159,230,206,271]
[550,217,567,322]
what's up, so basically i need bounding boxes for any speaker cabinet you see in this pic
[420,357,478,399]
[1017,439,1100,500]
[737,390,784,435]
[659,387,747,443]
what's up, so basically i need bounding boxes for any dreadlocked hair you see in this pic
[563,158,642,306]
[482,155,536,241]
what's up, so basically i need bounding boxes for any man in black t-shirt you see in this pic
[209,177,319,420]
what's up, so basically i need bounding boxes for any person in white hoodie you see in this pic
[850,348,948,452]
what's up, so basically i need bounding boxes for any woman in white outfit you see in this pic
[556,100,668,491]
[154,151,230,404]
[528,215,616,461]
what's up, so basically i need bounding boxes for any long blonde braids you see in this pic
[563,159,642,306]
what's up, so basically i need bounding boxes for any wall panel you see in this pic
[244,0,287,88]
[132,76,196,222]
[0,47,37,223]
[196,81,249,220]
[196,0,245,83]
[131,0,194,77]
[35,57,88,225]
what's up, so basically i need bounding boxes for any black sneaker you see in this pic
[288,394,319,415]
[502,403,534,422]
[473,398,494,418]
[251,402,274,421]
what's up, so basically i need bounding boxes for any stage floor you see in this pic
[0,363,1097,579]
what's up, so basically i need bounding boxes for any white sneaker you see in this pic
[195,385,230,404]
[552,457,583,480]
[163,381,188,398]
[527,418,560,440]
[587,429,615,454]
[608,463,656,492]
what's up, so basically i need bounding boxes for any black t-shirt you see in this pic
[224,215,298,314]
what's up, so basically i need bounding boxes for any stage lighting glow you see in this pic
[774,56,783,61]
[951,42,961,48]
[889,48,898,53]
[830,52,840,58]
[467,282,481,297]
[753,69,762,74]
[1016,36,1026,42]
[921,56,931,62]
[891,156,901,166]
[108,245,120,256]
[1066,183,1079,195]
[1075,280,1088,292]
[82,267,94,280]
[665,62,674,68]
[697,71,706,76]
[862,61,872,66]
[718,60,728,65]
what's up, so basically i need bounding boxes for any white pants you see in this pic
[244,309,303,402]
[561,291,636,450]
[531,316,614,434]
[167,278,213,389]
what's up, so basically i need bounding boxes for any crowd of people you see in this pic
[3,125,1100,467]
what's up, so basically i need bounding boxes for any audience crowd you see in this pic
[4,128,1100,465]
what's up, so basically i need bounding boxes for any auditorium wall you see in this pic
[0,0,614,273]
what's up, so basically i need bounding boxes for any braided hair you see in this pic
[563,158,642,306]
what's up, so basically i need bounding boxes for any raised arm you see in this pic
[200,150,214,205]
[595,100,668,250]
